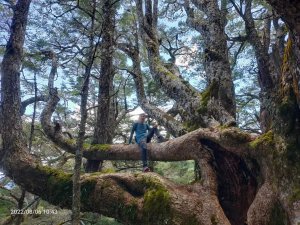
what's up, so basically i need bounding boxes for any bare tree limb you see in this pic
[20,95,48,115]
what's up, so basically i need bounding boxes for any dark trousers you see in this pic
[137,127,160,167]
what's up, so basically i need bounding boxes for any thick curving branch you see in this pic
[118,41,186,137]
[135,0,204,123]
[0,1,260,225]
[1,143,233,225]
[39,90,192,161]
[246,182,277,225]
[3,69,236,225]
[141,101,186,137]
[40,90,254,162]
[20,95,48,115]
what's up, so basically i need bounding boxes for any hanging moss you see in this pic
[115,200,138,221]
[143,188,171,224]
[196,81,219,116]
[201,81,218,107]
[121,200,139,222]
[281,38,293,75]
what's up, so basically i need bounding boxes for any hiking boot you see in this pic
[143,166,151,172]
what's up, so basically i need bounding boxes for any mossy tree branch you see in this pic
[1,145,233,225]
[0,3,228,223]
[40,89,254,162]
[183,0,237,126]
[135,0,206,123]
[118,39,186,137]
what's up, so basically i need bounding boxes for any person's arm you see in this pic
[128,123,136,144]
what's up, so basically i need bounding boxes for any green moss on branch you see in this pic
[249,131,274,150]
[36,165,97,210]
[183,121,201,132]
[139,176,172,224]
[121,200,139,221]
[90,144,111,151]
[65,139,111,152]
[37,165,73,206]
[65,139,76,145]
[220,128,252,146]
[194,81,219,119]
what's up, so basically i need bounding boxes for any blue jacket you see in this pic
[128,122,150,144]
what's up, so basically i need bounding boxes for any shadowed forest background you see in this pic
[0,0,300,225]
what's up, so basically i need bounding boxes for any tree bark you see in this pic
[118,36,186,137]
[85,0,116,172]
[266,0,300,38]
[184,0,236,124]
[0,0,31,161]
[136,0,235,128]
[71,18,95,225]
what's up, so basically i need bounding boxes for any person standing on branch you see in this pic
[128,113,165,172]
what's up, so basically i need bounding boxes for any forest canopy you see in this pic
[0,0,300,225]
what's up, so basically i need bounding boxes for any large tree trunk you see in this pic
[0,0,31,160]
[266,0,300,37]
[135,0,236,127]
[118,30,186,137]
[184,0,236,125]
[85,0,116,172]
